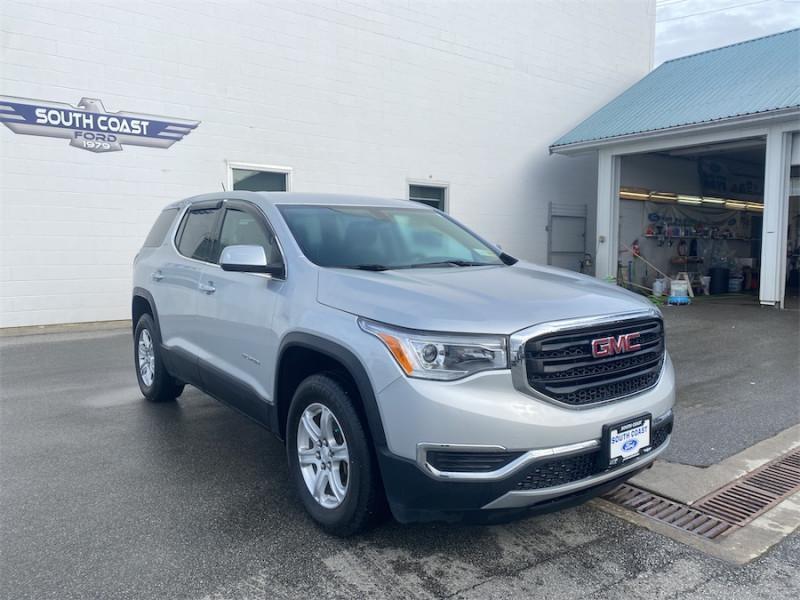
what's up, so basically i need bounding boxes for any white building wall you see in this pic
[0,0,655,327]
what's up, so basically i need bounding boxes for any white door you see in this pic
[547,203,588,272]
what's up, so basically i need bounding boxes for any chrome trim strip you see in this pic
[481,434,671,510]
[653,408,673,427]
[417,440,600,482]
[509,308,663,410]
[416,407,673,482]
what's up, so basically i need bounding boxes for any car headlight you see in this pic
[358,318,508,381]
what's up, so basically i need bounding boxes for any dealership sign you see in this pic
[0,96,199,153]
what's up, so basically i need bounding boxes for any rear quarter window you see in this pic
[142,208,179,247]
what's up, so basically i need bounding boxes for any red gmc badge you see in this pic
[591,332,641,358]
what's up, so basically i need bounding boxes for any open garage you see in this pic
[551,29,800,309]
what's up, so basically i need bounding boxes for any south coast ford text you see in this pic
[35,108,151,135]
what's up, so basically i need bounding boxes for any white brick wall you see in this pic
[0,0,655,327]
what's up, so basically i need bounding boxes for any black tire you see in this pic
[286,374,382,537]
[134,313,184,403]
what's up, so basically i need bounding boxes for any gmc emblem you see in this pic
[591,332,641,358]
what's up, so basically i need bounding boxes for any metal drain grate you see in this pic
[693,448,800,526]
[604,484,735,539]
[605,449,800,541]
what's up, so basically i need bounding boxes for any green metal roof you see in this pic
[551,29,800,152]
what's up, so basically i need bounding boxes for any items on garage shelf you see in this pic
[633,201,761,296]
[643,210,753,243]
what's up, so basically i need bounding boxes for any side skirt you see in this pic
[160,344,277,435]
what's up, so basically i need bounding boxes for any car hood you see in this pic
[317,261,656,334]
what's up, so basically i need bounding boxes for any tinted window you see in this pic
[278,205,502,269]
[177,208,219,262]
[143,208,178,247]
[217,208,283,265]
[232,168,287,191]
[409,185,446,210]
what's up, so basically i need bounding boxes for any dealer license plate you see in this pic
[604,415,651,468]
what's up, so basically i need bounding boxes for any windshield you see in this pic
[278,205,505,270]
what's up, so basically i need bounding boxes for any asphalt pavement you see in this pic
[1,304,798,599]
[662,296,800,466]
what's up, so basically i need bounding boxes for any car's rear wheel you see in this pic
[286,374,382,536]
[134,314,184,403]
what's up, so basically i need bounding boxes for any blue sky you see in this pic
[655,0,800,64]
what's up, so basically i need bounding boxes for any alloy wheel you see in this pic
[296,403,350,509]
[137,329,156,387]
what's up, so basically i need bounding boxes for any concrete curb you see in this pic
[0,320,132,338]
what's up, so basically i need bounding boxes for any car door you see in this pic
[195,200,286,423]
[155,201,222,364]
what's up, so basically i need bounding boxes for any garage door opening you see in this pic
[615,140,775,305]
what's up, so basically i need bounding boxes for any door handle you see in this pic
[199,282,216,294]
[151,271,164,282]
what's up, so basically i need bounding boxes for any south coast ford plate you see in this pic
[603,415,651,468]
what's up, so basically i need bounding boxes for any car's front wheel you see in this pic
[134,314,184,403]
[286,374,382,536]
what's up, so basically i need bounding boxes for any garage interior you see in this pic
[615,139,799,306]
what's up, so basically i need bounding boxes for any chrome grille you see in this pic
[524,318,664,406]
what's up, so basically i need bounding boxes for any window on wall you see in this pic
[409,184,446,210]
[231,167,288,192]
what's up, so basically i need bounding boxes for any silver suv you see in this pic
[132,192,675,536]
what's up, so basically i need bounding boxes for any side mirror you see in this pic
[220,245,284,277]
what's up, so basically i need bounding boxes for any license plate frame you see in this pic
[602,413,652,469]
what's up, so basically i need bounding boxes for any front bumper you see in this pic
[379,414,672,523]
[372,340,676,522]
[375,352,675,461]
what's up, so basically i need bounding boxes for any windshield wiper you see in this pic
[345,264,392,271]
[344,260,497,271]
[409,260,497,268]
